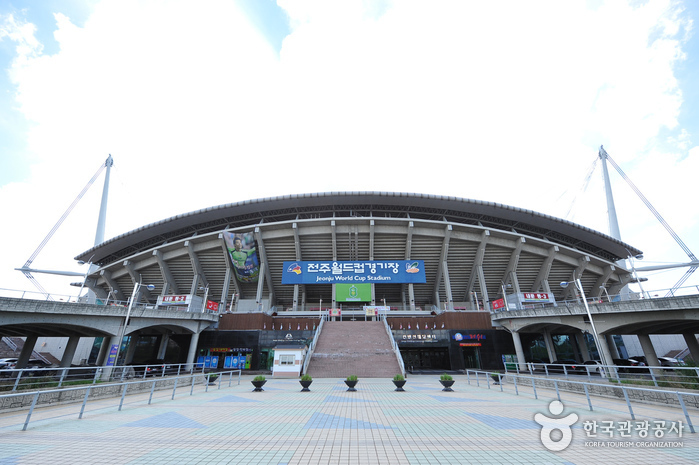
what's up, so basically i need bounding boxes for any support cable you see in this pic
[603,149,697,295]
[22,161,107,269]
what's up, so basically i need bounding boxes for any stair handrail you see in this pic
[382,314,405,376]
[301,317,324,375]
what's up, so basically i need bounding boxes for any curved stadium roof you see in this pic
[77,192,641,311]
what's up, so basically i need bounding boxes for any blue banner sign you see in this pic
[282,260,426,284]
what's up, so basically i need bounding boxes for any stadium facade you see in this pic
[76,192,641,371]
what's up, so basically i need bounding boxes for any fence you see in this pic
[1,368,241,431]
[504,361,699,391]
[465,369,698,433]
[0,362,212,392]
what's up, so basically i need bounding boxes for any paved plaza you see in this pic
[1,374,699,464]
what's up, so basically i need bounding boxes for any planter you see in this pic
[207,374,219,385]
[299,380,313,392]
[251,380,267,392]
[490,374,501,385]
[392,380,406,391]
[439,380,455,392]
[344,380,358,391]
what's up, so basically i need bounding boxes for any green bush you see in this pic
[301,374,312,381]
[253,375,266,382]
[346,374,358,382]
[440,373,453,381]
[393,374,405,381]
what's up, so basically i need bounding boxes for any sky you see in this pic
[0,0,698,300]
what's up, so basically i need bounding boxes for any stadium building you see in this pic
[76,192,641,372]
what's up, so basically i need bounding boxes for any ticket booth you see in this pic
[272,344,307,378]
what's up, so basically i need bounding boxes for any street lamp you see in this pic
[105,289,118,306]
[112,281,154,368]
[198,285,209,313]
[560,279,609,368]
[500,282,511,311]
[627,253,649,299]
[319,298,322,321]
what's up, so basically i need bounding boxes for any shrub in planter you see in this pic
[439,373,454,392]
[392,374,406,391]
[345,374,358,391]
[251,375,267,392]
[300,374,313,391]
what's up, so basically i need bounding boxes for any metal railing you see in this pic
[301,318,324,376]
[1,368,241,431]
[0,362,209,392]
[382,314,406,376]
[504,361,699,390]
[466,369,698,433]
[492,284,699,313]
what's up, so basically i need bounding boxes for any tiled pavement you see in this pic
[1,374,699,464]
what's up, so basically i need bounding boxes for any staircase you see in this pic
[305,321,402,378]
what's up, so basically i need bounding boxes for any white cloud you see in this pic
[0,0,697,297]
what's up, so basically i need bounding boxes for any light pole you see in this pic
[627,253,649,299]
[599,286,611,302]
[560,279,609,368]
[500,282,511,311]
[199,285,209,313]
[319,298,322,321]
[112,281,154,368]
[105,289,118,306]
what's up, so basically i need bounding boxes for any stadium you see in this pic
[74,191,641,373]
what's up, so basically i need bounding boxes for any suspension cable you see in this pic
[604,153,697,262]
[22,161,107,268]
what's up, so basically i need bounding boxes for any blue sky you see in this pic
[1,0,698,298]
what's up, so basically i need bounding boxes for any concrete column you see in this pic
[595,334,616,373]
[511,330,527,371]
[442,261,453,311]
[96,336,112,366]
[186,331,201,370]
[543,330,556,363]
[157,334,170,360]
[682,333,699,363]
[17,335,38,368]
[605,334,620,359]
[124,333,139,364]
[255,262,265,307]
[59,336,80,367]
[637,334,660,367]
[575,332,590,361]
[408,284,416,311]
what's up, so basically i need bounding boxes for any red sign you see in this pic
[459,343,482,347]
[492,298,505,310]
[206,300,219,311]
[162,295,188,304]
[522,292,550,301]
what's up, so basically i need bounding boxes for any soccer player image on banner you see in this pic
[224,231,260,283]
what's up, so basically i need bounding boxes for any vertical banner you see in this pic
[224,231,260,283]
[106,344,119,366]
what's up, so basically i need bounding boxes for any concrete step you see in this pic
[305,321,402,378]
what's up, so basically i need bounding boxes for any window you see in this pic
[280,355,295,365]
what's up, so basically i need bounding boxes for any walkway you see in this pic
[1,375,698,464]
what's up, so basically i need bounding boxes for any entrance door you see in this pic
[462,347,481,369]
[401,348,450,371]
